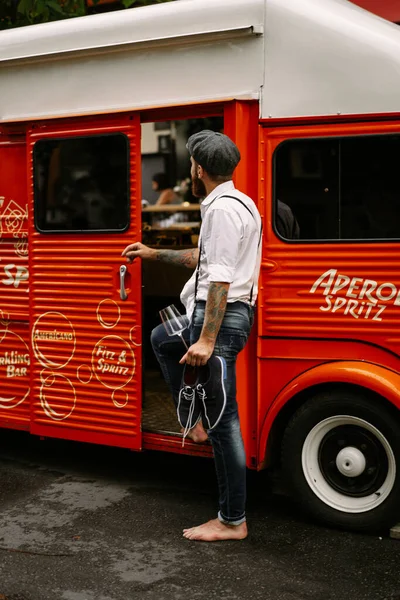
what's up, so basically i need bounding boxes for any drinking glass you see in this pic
[159,304,189,350]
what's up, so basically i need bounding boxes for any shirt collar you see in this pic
[201,180,235,208]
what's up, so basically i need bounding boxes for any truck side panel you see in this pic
[0,136,30,430]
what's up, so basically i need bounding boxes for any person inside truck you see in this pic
[152,172,181,205]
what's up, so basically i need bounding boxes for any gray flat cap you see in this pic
[186,130,241,176]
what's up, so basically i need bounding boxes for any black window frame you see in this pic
[272,132,400,244]
[33,132,131,235]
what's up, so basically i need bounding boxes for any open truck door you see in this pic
[28,115,143,449]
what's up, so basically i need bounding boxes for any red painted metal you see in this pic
[27,115,143,450]
[0,137,29,321]
[258,360,400,467]
[0,135,30,430]
[260,112,400,129]
[256,120,400,467]
[2,101,400,476]
[224,100,260,467]
[0,104,231,458]
[143,432,213,457]
[140,102,224,124]
[351,0,400,22]
[90,0,400,23]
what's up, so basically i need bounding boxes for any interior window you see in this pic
[274,135,400,241]
[34,134,129,232]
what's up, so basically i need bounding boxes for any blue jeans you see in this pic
[151,300,253,526]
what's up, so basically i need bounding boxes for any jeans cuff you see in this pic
[218,511,246,527]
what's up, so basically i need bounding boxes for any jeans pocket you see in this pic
[214,330,249,358]
[190,302,252,352]
[222,304,252,331]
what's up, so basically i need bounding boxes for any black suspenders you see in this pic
[194,194,263,305]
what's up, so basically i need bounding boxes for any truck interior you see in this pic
[140,115,223,436]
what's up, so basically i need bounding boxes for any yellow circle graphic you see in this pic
[77,364,93,385]
[129,326,142,347]
[0,310,10,343]
[0,308,10,326]
[92,335,135,390]
[0,330,30,409]
[32,312,76,369]
[14,237,28,258]
[97,299,121,329]
[40,369,55,386]
[40,373,76,421]
[112,389,129,408]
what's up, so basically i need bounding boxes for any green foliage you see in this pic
[0,0,174,30]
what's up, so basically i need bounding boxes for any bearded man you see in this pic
[122,130,262,542]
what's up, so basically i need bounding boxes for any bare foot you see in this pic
[183,519,248,542]
[181,421,208,444]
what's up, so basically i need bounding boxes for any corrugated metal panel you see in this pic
[0,140,30,428]
[260,245,400,348]
[258,125,400,362]
[0,322,30,429]
[28,117,143,449]
[0,240,29,320]
[0,141,29,320]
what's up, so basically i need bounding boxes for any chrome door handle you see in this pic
[120,265,128,301]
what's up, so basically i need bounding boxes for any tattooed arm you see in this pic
[122,242,199,269]
[154,247,199,269]
[180,281,230,367]
[201,282,229,344]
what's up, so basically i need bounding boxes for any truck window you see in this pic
[274,135,400,241]
[33,134,130,233]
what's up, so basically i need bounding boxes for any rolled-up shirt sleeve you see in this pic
[203,208,243,283]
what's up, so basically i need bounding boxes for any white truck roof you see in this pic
[0,0,399,122]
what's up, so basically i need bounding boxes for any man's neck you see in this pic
[203,179,232,197]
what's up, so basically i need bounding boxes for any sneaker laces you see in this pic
[196,384,209,428]
[196,384,207,403]
[179,386,196,447]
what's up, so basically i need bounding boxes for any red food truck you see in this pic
[1,0,400,532]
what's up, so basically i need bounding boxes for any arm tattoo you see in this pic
[154,248,198,269]
[201,282,229,342]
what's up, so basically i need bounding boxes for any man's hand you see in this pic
[179,338,214,367]
[122,242,156,263]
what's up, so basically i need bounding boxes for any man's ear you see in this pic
[198,165,205,179]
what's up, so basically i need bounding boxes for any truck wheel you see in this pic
[281,390,400,532]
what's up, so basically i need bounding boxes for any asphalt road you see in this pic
[0,430,398,600]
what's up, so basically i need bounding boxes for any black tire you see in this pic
[281,389,400,532]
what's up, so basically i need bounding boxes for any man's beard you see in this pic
[192,173,207,199]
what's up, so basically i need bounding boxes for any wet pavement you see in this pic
[0,430,398,600]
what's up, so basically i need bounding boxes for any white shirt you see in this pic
[180,181,262,321]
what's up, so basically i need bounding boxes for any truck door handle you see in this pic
[119,265,128,301]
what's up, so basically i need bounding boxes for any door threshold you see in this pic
[142,431,213,457]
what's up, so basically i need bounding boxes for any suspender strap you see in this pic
[193,194,263,305]
[219,195,263,246]
[221,195,263,303]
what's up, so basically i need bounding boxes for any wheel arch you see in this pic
[258,360,400,470]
